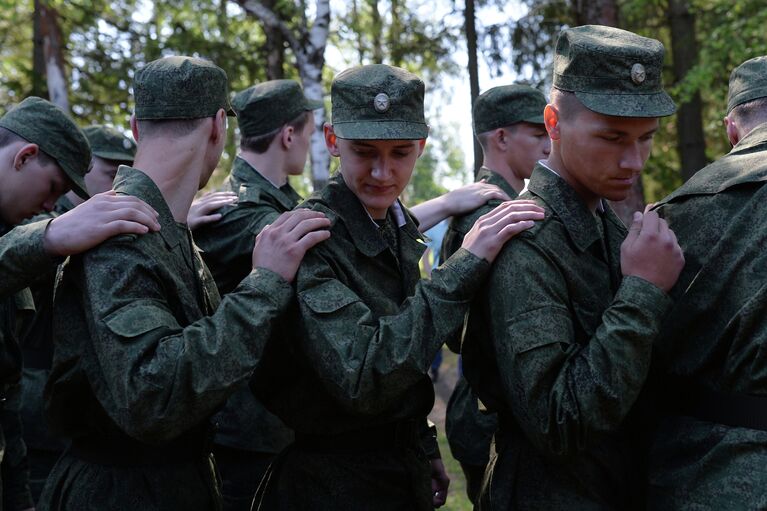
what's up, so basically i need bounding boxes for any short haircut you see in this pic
[136,117,209,138]
[0,126,58,167]
[550,88,586,122]
[730,96,767,133]
[476,124,519,151]
[240,110,312,154]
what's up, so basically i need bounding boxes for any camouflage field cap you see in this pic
[473,84,547,134]
[83,125,136,162]
[134,56,234,120]
[331,64,428,140]
[553,25,676,118]
[727,56,767,114]
[233,80,322,138]
[0,96,91,199]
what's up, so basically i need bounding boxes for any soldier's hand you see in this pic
[187,191,237,230]
[251,209,331,282]
[430,458,450,508]
[445,180,511,216]
[460,199,544,263]
[43,190,160,256]
[620,211,685,292]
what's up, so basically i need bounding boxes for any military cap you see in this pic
[0,96,91,199]
[134,56,234,120]
[233,80,322,138]
[83,125,136,162]
[727,56,767,114]
[553,25,676,118]
[473,84,547,135]
[331,64,428,140]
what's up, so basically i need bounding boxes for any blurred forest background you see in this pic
[2,0,766,214]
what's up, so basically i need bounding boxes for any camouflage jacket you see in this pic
[440,167,511,466]
[0,220,56,300]
[463,164,672,510]
[194,157,295,453]
[40,167,292,511]
[648,122,767,509]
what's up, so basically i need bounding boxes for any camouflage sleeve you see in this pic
[488,239,672,458]
[296,247,489,416]
[0,384,34,511]
[419,419,441,459]
[76,242,292,444]
[0,220,58,299]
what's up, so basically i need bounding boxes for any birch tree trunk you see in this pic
[237,0,331,191]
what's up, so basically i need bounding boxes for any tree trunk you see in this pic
[389,0,403,67]
[570,0,645,224]
[668,0,707,181]
[465,0,482,177]
[32,0,48,98]
[33,0,69,111]
[237,0,331,191]
[263,0,286,79]
[369,0,383,64]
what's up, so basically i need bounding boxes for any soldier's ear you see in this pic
[544,104,561,141]
[724,115,740,147]
[417,138,427,157]
[281,125,295,149]
[130,114,140,143]
[324,124,340,157]
[13,143,39,171]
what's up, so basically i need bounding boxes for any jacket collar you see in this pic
[527,163,613,252]
[660,122,767,204]
[113,166,185,249]
[316,173,424,258]
[230,157,302,210]
[477,166,519,199]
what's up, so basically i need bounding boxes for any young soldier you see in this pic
[0,98,159,511]
[462,25,685,509]
[647,56,767,509]
[251,64,544,510]
[441,83,550,504]
[192,79,321,511]
[38,56,330,511]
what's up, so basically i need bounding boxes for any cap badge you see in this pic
[631,63,646,85]
[373,93,390,113]
[122,138,132,150]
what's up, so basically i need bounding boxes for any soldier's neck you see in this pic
[239,149,288,187]
[482,155,524,194]
[133,138,208,224]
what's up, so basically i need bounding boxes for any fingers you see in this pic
[274,209,328,233]
[101,220,152,236]
[295,229,332,252]
[103,206,162,232]
[624,211,643,246]
[639,210,660,235]
[288,217,332,239]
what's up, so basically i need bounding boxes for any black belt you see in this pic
[674,381,767,432]
[69,428,214,467]
[294,420,420,452]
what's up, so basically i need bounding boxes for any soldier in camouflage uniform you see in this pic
[0,96,92,511]
[37,56,330,511]
[18,124,135,503]
[250,64,544,511]
[461,25,686,510]
[647,56,767,509]
[441,84,549,504]
[193,79,321,511]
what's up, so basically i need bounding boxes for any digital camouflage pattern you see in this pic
[38,166,293,511]
[330,64,429,140]
[193,157,296,509]
[0,221,54,302]
[133,56,234,120]
[726,56,767,113]
[232,80,322,138]
[553,25,675,118]
[83,125,136,162]
[472,85,547,134]
[648,122,767,508]
[250,173,490,510]
[18,196,75,502]
[0,97,91,199]
[0,221,36,511]
[440,168,510,497]
[462,165,672,510]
